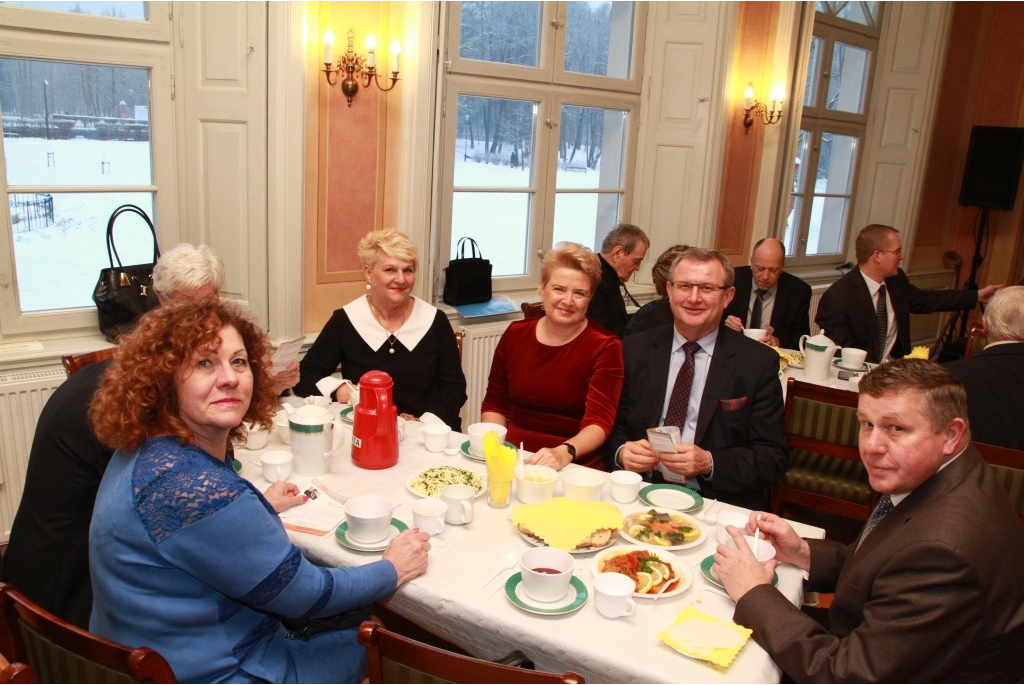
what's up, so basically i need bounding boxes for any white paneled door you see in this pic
[174,1,269,327]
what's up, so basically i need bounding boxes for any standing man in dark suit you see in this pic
[714,359,1024,682]
[588,223,649,336]
[723,237,811,349]
[944,285,1024,449]
[604,247,787,510]
[815,224,1000,363]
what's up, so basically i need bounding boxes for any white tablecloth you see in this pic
[239,421,824,684]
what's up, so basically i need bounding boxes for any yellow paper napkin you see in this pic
[904,345,930,359]
[658,605,752,668]
[512,497,622,550]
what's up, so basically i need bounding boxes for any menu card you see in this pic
[279,498,346,536]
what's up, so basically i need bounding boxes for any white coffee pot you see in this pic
[289,404,338,476]
[799,332,841,382]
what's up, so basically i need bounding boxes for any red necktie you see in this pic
[664,341,701,429]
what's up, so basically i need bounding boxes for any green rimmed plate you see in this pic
[335,518,407,552]
[639,483,704,512]
[459,439,518,462]
[504,573,588,615]
[339,406,354,424]
[700,554,778,590]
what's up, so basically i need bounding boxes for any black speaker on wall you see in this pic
[958,125,1024,209]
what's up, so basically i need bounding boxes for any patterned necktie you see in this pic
[750,289,766,329]
[665,342,702,429]
[874,284,888,363]
[855,494,893,551]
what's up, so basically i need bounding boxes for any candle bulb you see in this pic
[366,33,376,69]
[744,84,754,111]
[390,39,401,74]
[323,29,335,65]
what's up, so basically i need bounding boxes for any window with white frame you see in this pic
[0,1,174,337]
[782,1,881,269]
[438,1,645,293]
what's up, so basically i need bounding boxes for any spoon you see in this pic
[478,550,519,591]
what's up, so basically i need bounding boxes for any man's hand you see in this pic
[977,284,1003,305]
[724,315,744,332]
[618,439,659,472]
[712,525,778,601]
[659,442,711,478]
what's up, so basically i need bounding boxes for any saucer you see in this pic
[335,518,408,552]
[699,555,778,589]
[339,407,354,424]
[833,359,869,373]
[460,439,517,463]
[504,573,588,615]
[638,484,704,513]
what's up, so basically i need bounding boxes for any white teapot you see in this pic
[799,332,840,382]
[288,404,339,476]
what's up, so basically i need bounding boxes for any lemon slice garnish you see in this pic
[628,524,646,537]
[636,571,654,594]
[650,561,671,581]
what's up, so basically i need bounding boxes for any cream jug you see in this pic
[799,332,841,382]
[289,404,335,476]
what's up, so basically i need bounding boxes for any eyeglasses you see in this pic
[876,248,903,257]
[669,281,729,296]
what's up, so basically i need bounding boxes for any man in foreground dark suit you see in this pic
[723,237,811,349]
[944,285,1024,449]
[714,359,1024,682]
[604,247,787,510]
[815,224,1000,363]
[588,223,649,337]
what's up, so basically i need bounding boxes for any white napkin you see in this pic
[315,376,343,399]
[418,412,448,428]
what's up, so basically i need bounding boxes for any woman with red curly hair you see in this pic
[88,299,430,683]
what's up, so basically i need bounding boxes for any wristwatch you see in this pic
[561,443,577,461]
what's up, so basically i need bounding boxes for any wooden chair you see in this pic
[61,347,116,376]
[771,378,878,522]
[0,653,33,684]
[0,583,176,684]
[972,441,1024,525]
[964,321,987,359]
[520,302,545,320]
[454,330,464,361]
[358,620,582,684]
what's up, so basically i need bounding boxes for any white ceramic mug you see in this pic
[411,497,447,536]
[344,495,394,544]
[593,572,637,618]
[609,470,642,504]
[841,347,868,369]
[441,484,475,525]
[420,423,451,453]
[259,450,292,483]
[519,547,574,602]
[467,422,507,458]
[743,327,768,341]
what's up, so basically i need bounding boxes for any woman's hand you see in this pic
[526,446,572,470]
[271,361,300,396]
[383,529,431,588]
[262,481,308,513]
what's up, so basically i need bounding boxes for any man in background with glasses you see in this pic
[588,223,650,337]
[724,237,812,349]
[816,224,1000,364]
[604,247,787,510]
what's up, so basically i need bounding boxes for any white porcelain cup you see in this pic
[467,422,507,458]
[716,510,750,543]
[515,464,558,504]
[243,422,269,450]
[441,484,475,525]
[273,410,291,445]
[593,572,637,618]
[420,423,451,453]
[305,395,330,408]
[841,347,868,369]
[561,468,606,501]
[344,495,395,544]
[725,534,777,563]
[411,497,447,536]
[519,547,574,602]
[259,450,292,483]
[743,327,768,341]
[609,470,642,504]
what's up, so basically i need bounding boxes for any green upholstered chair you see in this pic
[0,584,175,684]
[358,620,582,684]
[771,378,878,522]
[972,441,1024,525]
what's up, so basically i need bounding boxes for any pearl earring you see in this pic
[365,283,371,291]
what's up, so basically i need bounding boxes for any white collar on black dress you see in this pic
[343,295,434,352]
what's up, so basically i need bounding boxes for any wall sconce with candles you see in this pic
[322,28,400,107]
[743,83,784,134]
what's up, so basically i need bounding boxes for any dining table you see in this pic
[237,409,825,684]
[778,348,868,399]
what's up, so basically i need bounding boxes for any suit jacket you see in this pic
[587,255,628,337]
[723,267,812,349]
[734,447,1024,682]
[816,267,978,363]
[2,360,112,629]
[945,341,1024,449]
[604,323,787,509]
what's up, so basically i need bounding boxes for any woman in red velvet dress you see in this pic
[481,243,624,471]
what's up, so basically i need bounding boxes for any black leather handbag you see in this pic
[443,236,492,305]
[92,204,161,342]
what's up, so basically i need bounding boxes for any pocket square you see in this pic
[717,397,748,411]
